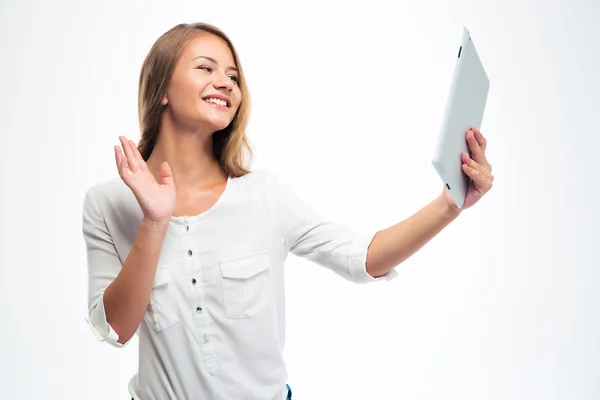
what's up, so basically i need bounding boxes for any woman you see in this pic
[82,22,494,400]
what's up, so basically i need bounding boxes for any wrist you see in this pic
[141,217,170,233]
[436,192,462,219]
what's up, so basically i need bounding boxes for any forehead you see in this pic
[181,33,236,66]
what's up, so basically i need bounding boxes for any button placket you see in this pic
[186,222,205,328]
[182,220,216,374]
[184,218,201,303]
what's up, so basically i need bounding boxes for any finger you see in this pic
[472,127,487,152]
[466,130,492,171]
[114,145,127,172]
[115,145,131,179]
[462,163,492,192]
[462,163,493,192]
[120,145,131,169]
[120,136,139,172]
[127,139,142,171]
[129,140,146,170]
[114,146,121,172]
[471,128,492,172]
[466,130,483,161]
[462,152,492,178]
[161,161,175,187]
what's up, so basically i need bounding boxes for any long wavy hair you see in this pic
[137,22,252,177]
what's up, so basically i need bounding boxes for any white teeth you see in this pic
[204,98,228,107]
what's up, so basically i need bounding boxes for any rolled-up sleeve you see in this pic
[82,187,132,348]
[349,229,398,283]
[264,170,398,283]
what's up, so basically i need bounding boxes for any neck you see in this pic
[146,112,227,190]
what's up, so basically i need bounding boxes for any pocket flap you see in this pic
[153,269,171,288]
[219,251,270,279]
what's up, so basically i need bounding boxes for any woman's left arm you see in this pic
[366,127,494,278]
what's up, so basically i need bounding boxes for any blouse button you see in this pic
[186,225,189,231]
[196,306,203,314]
[192,278,197,285]
[188,250,193,256]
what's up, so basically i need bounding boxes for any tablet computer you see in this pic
[432,27,490,209]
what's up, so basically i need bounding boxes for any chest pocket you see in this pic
[144,268,180,332]
[219,250,272,319]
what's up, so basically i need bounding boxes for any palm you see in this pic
[443,180,485,210]
[128,173,176,222]
[115,136,176,223]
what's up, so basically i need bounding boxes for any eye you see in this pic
[228,75,239,84]
[197,66,213,73]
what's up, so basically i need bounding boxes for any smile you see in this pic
[203,97,230,108]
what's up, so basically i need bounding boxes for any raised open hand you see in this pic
[115,136,176,223]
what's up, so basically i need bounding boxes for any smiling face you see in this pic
[161,33,242,132]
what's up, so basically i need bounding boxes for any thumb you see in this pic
[160,161,175,187]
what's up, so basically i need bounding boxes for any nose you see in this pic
[212,75,234,91]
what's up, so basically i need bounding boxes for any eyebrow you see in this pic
[193,56,238,72]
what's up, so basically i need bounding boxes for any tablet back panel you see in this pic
[432,27,490,209]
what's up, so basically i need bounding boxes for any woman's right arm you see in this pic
[84,136,176,346]
[102,218,169,345]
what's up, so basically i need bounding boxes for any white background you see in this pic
[1,0,599,399]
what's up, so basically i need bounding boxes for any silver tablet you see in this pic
[432,27,490,209]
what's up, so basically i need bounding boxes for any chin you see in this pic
[197,107,234,132]
[206,117,234,132]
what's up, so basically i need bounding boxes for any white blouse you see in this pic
[83,168,398,400]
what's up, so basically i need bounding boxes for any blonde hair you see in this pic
[137,22,252,177]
